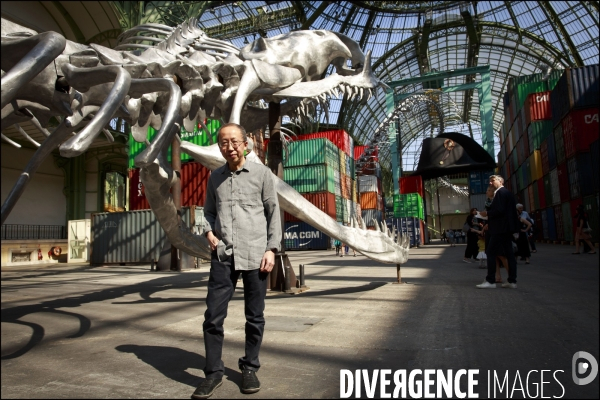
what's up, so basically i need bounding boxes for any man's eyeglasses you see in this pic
[219,141,244,149]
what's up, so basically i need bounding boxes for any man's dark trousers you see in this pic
[486,233,517,284]
[203,252,268,379]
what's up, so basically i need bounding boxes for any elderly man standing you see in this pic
[476,175,520,289]
[193,123,281,399]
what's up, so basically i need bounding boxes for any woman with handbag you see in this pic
[573,204,596,254]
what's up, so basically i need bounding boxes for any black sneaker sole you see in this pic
[191,380,222,399]
[241,386,261,394]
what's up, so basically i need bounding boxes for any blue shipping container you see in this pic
[547,132,557,172]
[284,222,330,250]
[567,153,594,199]
[386,217,421,247]
[542,208,549,239]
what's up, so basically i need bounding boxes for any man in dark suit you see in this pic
[476,175,519,289]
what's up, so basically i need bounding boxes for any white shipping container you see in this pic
[334,169,341,197]
[358,175,380,193]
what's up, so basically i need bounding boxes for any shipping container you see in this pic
[386,217,422,247]
[284,222,330,250]
[591,140,600,192]
[543,174,552,208]
[541,207,549,239]
[566,153,594,199]
[551,65,600,127]
[554,204,564,241]
[534,210,543,241]
[561,202,574,242]
[556,162,570,203]
[527,120,553,152]
[510,174,517,194]
[357,175,381,193]
[523,186,531,214]
[513,79,548,112]
[469,194,488,211]
[530,150,543,182]
[517,137,526,167]
[91,208,192,264]
[549,168,560,206]
[340,173,351,200]
[537,178,546,209]
[128,162,210,211]
[399,175,424,196]
[562,107,600,159]
[294,130,353,157]
[468,170,494,194]
[553,124,565,165]
[583,195,599,243]
[359,191,382,210]
[528,184,536,212]
[393,193,424,219]
[284,164,337,194]
[284,192,337,222]
[524,91,552,124]
[283,138,340,168]
[362,209,383,227]
[335,195,347,222]
[128,120,221,168]
[546,207,557,241]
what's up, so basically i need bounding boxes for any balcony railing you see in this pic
[1,224,67,240]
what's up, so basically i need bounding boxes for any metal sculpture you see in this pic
[1,17,410,265]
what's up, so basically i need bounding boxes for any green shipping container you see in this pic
[514,81,548,111]
[543,174,552,208]
[283,138,340,169]
[546,69,564,92]
[128,120,221,168]
[583,194,599,242]
[335,195,348,223]
[284,164,337,194]
[527,120,553,152]
[393,193,424,219]
[561,202,573,242]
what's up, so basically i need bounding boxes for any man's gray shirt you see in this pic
[203,160,281,270]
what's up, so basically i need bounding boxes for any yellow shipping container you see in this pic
[530,150,543,181]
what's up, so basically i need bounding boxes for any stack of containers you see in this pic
[550,65,599,243]
[128,120,220,210]
[283,131,359,249]
[355,145,383,229]
[499,65,599,244]
[389,175,425,246]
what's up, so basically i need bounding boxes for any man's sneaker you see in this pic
[463,259,471,263]
[191,378,222,399]
[476,281,496,289]
[501,282,518,289]
[241,369,261,394]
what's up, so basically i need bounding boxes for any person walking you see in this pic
[463,208,480,263]
[194,123,281,399]
[476,175,520,289]
[447,229,456,247]
[517,204,537,253]
[573,204,596,255]
[514,206,532,264]
[334,239,342,255]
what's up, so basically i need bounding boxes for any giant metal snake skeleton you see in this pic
[1,17,410,265]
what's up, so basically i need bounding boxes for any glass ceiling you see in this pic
[145,1,599,190]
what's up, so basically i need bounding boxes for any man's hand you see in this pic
[260,250,275,272]
[206,231,219,251]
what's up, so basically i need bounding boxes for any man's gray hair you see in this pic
[516,203,523,209]
[489,175,504,184]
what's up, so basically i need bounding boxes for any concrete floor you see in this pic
[1,242,598,399]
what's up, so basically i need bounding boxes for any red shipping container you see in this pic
[354,145,378,161]
[537,178,546,209]
[399,175,424,196]
[129,168,150,210]
[562,107,600,158]
[180,162,210,207]
[359,191,381,210]
[554,204,564,241]
[528,184,535,212]
[294,130,352,157]
[284,192,336,222]
[129,162,210,211]
[556,162,570,202]
[524,91,552,125]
